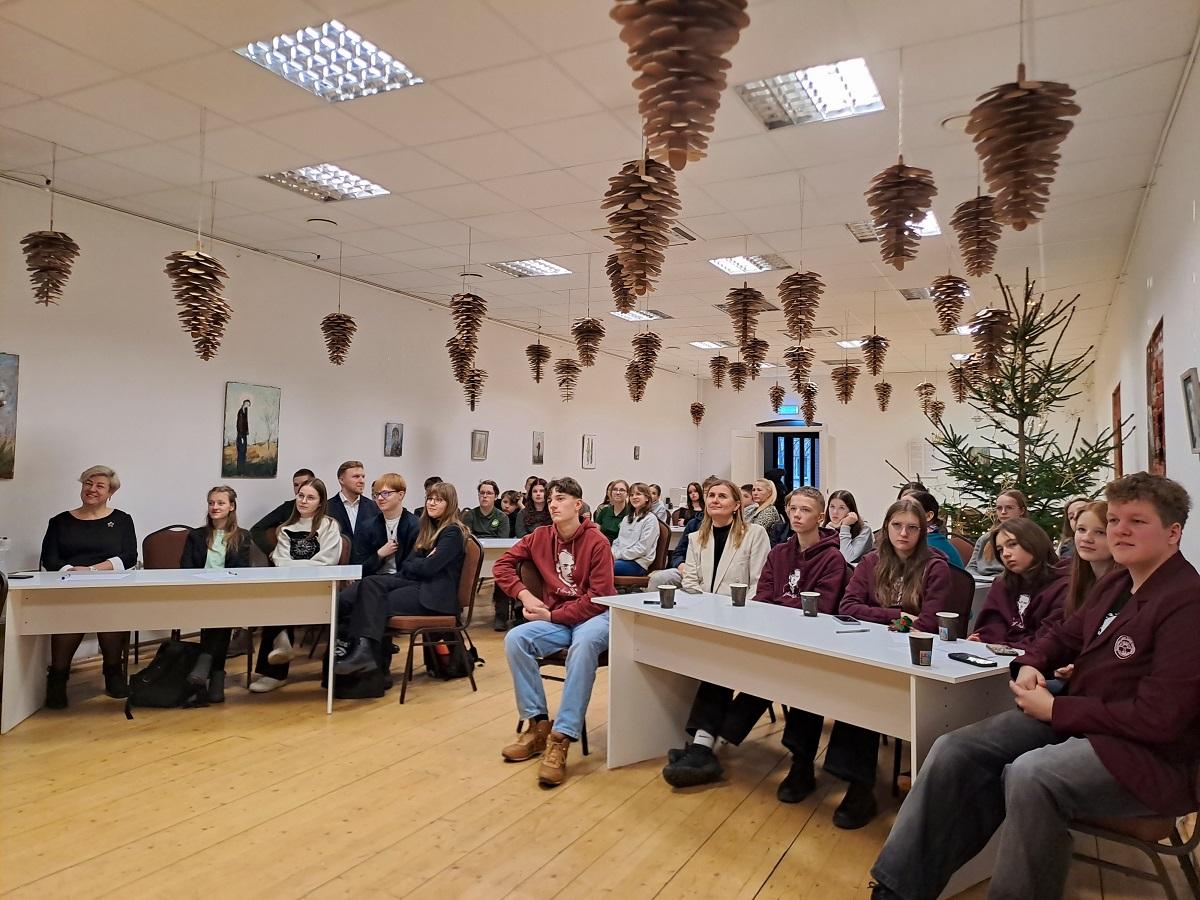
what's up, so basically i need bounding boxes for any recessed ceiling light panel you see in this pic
[709,253,792,275]
[737,57,883,130]
[847,209,939,243]
[951,352,973,361]
[486,259,571,277]
[836,338,865,349]
[262,163,390,201]
[235,19,423,103]
[689,339,732,349]
[610,309,670,322]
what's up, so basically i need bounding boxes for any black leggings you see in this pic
[51,632,127,670]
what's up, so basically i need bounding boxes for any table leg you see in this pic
[327,582,337,715]
[2,594,49,734]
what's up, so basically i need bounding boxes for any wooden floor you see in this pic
[0,625,1189,899]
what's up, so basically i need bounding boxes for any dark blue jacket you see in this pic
[328,493,380,538]
[394,526,467,616]
[668,513,703,568]
[352,508,419,576]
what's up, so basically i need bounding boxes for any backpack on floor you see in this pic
[422,632,484,680]
[124,639,205,719]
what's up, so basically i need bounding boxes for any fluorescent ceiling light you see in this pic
[914,210,941,237]
[758,361,779,369]
[486,259,571,278]
[235,19,422,103]
[262,163,389,201]
[900,287,932,301]
[737,57,883,130]
[610,309,670,322]
[953,324,976,335]
[708,254,792,275]
[690,340,732,350]
[846,210,940,243]
[951,352,973,362]
[836,339,865,349]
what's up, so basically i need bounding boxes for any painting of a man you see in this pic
[236,399,251,474]
[222,382,280,478]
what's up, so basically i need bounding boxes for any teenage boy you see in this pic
[494,477,616,787]
[328,460,380,538]
[250,468,315,554]
[462,480,511,538]
[871,473,1200,900]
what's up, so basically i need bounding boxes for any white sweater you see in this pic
[271,516,342,566]
[611,513,660,569]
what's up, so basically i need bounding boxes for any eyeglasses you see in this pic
[372,490,404,500]
[611,488,628,494]
[890,524,922,534]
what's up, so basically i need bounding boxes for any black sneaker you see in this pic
[666,745,688,764]
[662,743,723,788]
[832,781,878,830]
[776,757,816,803]
[102,664,129,699]
[334,637,378,676]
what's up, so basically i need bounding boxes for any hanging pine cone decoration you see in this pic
[927,399,946,427]
[724,285,765,348]
[875,381,893,412]
[462,368,487,411]
[768,383,786,414]
[606,253,636,313]
[951,194,1001,277]
[450,291,487,344]
[930,274,970,333]
[21,230,80,306]
[709,354,729,389]
[831,364,861,404]
[164,249,232,361]
[611,0,750,171]
[728,361,749,392]
[915,380,937,414]
[865,156,938,270]
[861,334,890,377]
[626,359,649,402]
[783,345,815,389]
[690,401,706,426]
[571,317,605,367]
[777,270,823,341]
[966,64,1080,231]
[948,364,972,403]
[632,330,663,379]
[970,307,1015,375]
[446,336,473,383]
[525,341,551,383]
[319,311,357,365]
[554,358,582,402]
[742,336,769,378]
[800,381,819,423]
[603,157,680,296]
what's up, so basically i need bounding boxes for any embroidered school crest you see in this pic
[1114,635,1136,659]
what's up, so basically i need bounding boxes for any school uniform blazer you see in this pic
[179,527,253,569]
[971,570,1067,650]
[392,526,466,617]
[351,508,419,576]
[1019,551,1200,816]
[838,550,952,633]
[681,523,770,596]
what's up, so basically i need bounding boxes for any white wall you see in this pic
[1092,57,1200,560]
[0,181,699,570]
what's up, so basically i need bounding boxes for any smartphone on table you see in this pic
[833,615,860,624]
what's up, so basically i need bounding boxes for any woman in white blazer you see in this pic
[681,479,769,596]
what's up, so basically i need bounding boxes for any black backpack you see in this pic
[423,632,484,680]
[124,639,205,718]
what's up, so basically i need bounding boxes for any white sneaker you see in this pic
[249,676,287,693]
[266,631,293,666]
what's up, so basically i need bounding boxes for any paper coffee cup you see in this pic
[936,611,960,641]
[908,631,935,666]
[800,591,820,617]
[729,583,748,606]
[658,584,677,609]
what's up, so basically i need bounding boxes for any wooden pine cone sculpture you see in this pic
[800,381,819,423]
[930,274,970,333]
[727,361,749,392]
[626,359,649,402]
[709,354,729,388]
[865,156,937,270]
[742,336,769,378]
[768,383,786,414]
[831,364,860,404]
[606,254,636,313]
[632,330,663,377]
[966,64,1080,231]
[448,291,487,381]
[777,270,824,341]
[875,380,893,412]
[951,194,1001,277]
[970,308,1014,375]
[690,401,706,426]
[319,312,357,365]
[571,317,606,367]
[554,358,582,402]
[861,334,890,377]
[915,380,937,414]
[525,341,552,383]
[610,0,750,171]
[724,285,764,347]
[927,399,946,427]
[21,230,80,306]
[164,249,232,361]
[603,157,680,296]
[783,345,815,389]
[462,368,487,411]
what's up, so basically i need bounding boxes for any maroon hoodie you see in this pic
[1019,551,1200,815]
[492,518,615,627]
[754,528,850,613]
[971,569,1068,649]
[839,549,952,633]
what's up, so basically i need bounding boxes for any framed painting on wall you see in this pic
[532,431,544,465]
[222,382,280,479]
[1146,320,1166,474]
[0,353,18,479]
[471,429,489,461]
[384,423,404,457]
[1182,368,1200,454]
[581,434,596,469]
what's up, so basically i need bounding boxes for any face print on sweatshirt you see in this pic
[555,547,578,596]
[785,568,803,598]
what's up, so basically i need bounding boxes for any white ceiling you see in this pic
[0,0,1195,375]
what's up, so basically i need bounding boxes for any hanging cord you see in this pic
[195,108,207,249]
[586,254,592,316]
[337,241,344,313]
[897,47,905,161]
[797,173,806,269]
[1018,0,1026,68]
[48,144,57,230]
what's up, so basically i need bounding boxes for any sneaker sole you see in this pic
[501,748,544,762]
[266,651,293,665]
[662,763,723,788]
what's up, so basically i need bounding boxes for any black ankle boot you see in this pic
[207,670,226,704]
[102,664,128,699]
[832,780,878,830]
[45,666,70,709]
[334,637,378,675]
[188,652,213,687]
[493,600,509,631]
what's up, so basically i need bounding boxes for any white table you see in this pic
[598,592,1014,897]
[478,538,519,578]
[1,566,359,734]
[971,573,995,622]
[668,524,685,550]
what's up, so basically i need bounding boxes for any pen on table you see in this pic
[836,628,869,634]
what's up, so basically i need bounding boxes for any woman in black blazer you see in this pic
[179,486,252,703]
[336,482,469,677]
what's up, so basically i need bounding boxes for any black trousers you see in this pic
[339,575,436,642]
[255,625,294,680]
[685,681,880,786]
[199,628,232,671]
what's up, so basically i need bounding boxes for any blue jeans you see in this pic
[504,612,610,741]
[613,559,647,576]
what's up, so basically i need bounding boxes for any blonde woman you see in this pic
[745,478,783,532]
[681,480,770,595]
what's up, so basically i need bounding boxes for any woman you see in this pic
[179,485,252,703]
[745,479,783,532]
[336,482,470,677]
[967,489,1028,577]
[40,465,139,708]
[1056,496,1091,559]
[515,478,551,537]
[611,482,660,576]
[251,477,342,693]
[681,480,770,596]
[908,491,964,569]
[823,489,874,563]
[592,479,629,544]
[672,481,705,525]
[968,517,1067,650]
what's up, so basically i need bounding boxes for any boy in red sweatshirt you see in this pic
[871,473,1200,900]
[494,476,615,787]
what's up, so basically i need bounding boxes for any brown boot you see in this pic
[538,731,571,786]
[502,719,552,761]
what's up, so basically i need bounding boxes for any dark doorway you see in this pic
[764,432,820,491]
[1146,320,1165,475]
